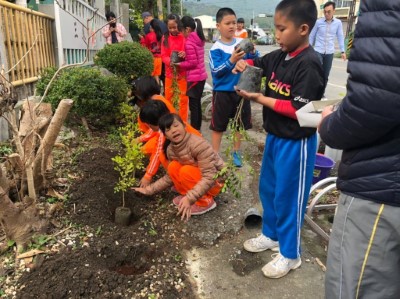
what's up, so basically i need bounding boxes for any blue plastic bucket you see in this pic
[313,154,335,184]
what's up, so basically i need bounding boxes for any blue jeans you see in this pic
[316,52,334,94]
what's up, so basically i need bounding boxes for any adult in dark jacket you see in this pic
[319,1,400,298]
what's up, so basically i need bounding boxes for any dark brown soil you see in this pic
[16,146,197,298]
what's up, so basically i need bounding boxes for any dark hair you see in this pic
[159,113,184,135]
[139,100,169,126]
[275,0,317,32]
[181,16,206,42]
[105,11,116,21]
[159,113,185,156]
[216,7,236,23]
[324,1,336,9]
[163,14,183,47]
[237,18,245,24]
[150,19,163,42]
[131,76,160,101]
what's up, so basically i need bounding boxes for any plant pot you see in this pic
[236,65,263,93]
[234,38,254,54]
[114,206,132,226]
[170,51,183,63]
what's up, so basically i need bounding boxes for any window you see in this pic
[334,0,353,8]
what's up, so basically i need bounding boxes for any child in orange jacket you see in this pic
[131,76,176,139]
[161,14,189,122]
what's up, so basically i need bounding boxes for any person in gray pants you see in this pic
[319,1,400,298]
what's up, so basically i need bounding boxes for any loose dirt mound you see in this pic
[17,147,195,298]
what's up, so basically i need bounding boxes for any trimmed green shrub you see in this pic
[36,67,129,123]
[94,41,153,81]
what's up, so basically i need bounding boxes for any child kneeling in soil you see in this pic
[133,113,224,221]
[137,98,201,188]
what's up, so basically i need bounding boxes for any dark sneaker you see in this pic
[232,151,242,167]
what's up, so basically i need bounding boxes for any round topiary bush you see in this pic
[36,67,129,124]
[94,41,153,82]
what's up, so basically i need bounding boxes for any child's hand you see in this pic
[177,196,192,222]
[131,187,149,195]
[232,60,248,74]
[178,51,186,59]
[235,88,262,102]
[318,106,335,132]
[230,48,245,64]
[139,176,151,188]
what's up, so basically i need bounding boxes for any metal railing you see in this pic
[54,0,107,65]
[0,0,56,86]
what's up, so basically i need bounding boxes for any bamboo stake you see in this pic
[15,10,25,81]
[24,12,34,78]
[3,8,15,82]
[40,17,49,67]
[38,17,45,72]
[9,8,20,81]
[31,15,38,73]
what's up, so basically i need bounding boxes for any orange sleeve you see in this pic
[144,132,165,180]
[138,116,149,133]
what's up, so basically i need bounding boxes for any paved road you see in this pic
[203,42,348,101]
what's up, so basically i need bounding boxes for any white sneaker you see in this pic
[262,253,302,279]
[243,234,279,253]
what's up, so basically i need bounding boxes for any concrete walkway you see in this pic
[185,103,327,299]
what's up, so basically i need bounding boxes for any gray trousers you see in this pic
[325,194,400,299]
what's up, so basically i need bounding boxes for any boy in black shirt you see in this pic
[234,0,324,279]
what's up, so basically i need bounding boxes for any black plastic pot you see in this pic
[170,51,183,63]
[236,65,263,93]
[115,206,132,226]
[234,39,254,54]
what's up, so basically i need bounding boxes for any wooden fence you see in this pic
[0,0,56,86]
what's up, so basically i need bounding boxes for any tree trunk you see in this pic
[33,99,73,191]
[0,186,47,249]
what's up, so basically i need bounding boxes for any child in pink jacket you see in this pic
[175,16,208,130]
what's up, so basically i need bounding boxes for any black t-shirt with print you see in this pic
[254,46,324,139]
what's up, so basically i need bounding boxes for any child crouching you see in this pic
[133,113,224,221]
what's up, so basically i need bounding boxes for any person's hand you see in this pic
[177,196,192,222]
[235,88,262,102]
[341,52,347,61]
[131,187,150,195]
[138,33,143,39]
[232,60,247,74]
[139,176,151,188]
[230,48,245,64]
[318,105,335,132]
[178,51,186,59]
